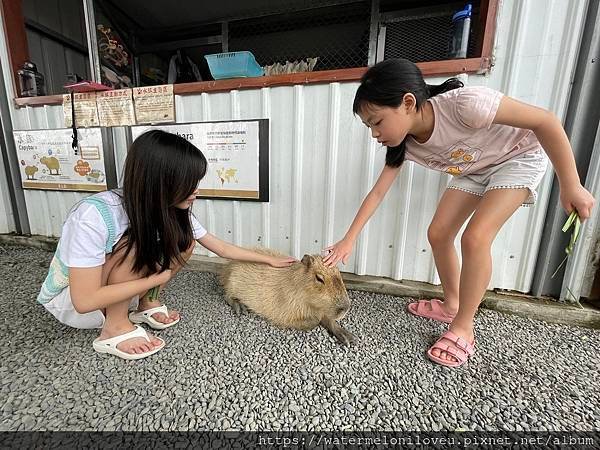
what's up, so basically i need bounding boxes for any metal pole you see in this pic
[561,120,600,301]
[368,0,380,65]
[101,128,118,190]
[221,22,229,52]
[0,59,30,234]
[83,0,101,82]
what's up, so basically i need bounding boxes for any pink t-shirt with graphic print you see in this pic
[405,86,542,177]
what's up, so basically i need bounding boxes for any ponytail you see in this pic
[427,78,464,97]
[386,142,406,168]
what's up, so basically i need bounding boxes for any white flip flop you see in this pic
[92,325,165,360]
[128,305,180,330]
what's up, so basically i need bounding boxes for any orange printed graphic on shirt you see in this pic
[424,141,481,176]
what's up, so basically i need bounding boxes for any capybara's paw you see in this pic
[333,327,357,346]
[235,303,249,315]
[225,297,248,315]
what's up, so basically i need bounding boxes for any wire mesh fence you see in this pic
[381,3,480,63]
[228,1,371,71]
[228,0,481,72]
[97,0,484,84]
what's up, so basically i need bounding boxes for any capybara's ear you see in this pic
[301,254,314,267]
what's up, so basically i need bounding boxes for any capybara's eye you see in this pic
[315,274,325,284]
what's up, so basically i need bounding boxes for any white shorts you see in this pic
[447,149,548,206]
[43,287,139,329]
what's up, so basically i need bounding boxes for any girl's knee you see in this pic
[168,241,195,272]
[183,240,196,260]
[71,293,91,314]
[461,227,492,253]
[104,242,138,285]
[427,222,455,247]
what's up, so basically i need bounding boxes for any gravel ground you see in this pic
[0,244,599,432]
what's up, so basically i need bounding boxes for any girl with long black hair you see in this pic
[38,130,295,360]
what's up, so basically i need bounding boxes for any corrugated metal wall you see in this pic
[3,0,589,293]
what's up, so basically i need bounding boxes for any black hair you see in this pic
[118,130,208,275]
[353,58,463,167]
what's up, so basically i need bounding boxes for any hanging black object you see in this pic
[70,90,78,153]
[63,76,110,152]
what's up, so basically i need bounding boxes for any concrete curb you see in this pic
[3,233,599,329]
[0,233,58,252]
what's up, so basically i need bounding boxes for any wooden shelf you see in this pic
[14,57,491,107]
[14,94,64,107]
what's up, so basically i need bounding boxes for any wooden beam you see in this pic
[1,0,30,96]
[481,0,499,61]
[14,94,63,107]
[15,57,493,107]
[171,58,490,96]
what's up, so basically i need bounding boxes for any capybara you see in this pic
[24,165,38,180]
[220,248,356,345]
[40,156,60,175]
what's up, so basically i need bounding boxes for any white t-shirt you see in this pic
[59,190,207,268]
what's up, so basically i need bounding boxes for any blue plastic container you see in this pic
[204,51,264,79]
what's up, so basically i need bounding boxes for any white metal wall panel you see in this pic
[1,0,589,293]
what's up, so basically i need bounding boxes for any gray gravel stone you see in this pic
[1,244,599,431]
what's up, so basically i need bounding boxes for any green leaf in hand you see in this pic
[551,211,582,279]
[147,286,160,300]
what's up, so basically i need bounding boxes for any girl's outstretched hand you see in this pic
[322,239,354,267]
[561,183,595,220]
[269,256,297,268]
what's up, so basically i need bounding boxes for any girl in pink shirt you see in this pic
[323,59,594,368]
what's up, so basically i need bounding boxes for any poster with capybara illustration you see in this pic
[131,119,269,202]
[14,128,107,192]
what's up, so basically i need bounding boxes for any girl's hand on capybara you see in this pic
[322,238,354,267]
[268,255,297,268]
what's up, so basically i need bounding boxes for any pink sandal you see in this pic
[407,298,456,324]
[427,330,475,368]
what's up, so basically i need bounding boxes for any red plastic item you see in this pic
[64,81,112,92]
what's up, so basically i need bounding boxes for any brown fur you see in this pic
[219,248,356,345]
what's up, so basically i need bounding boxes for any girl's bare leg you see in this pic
[97,239,163,354]
[135,241,196,324]
[427,189,481,315]
[431,188,530,362]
